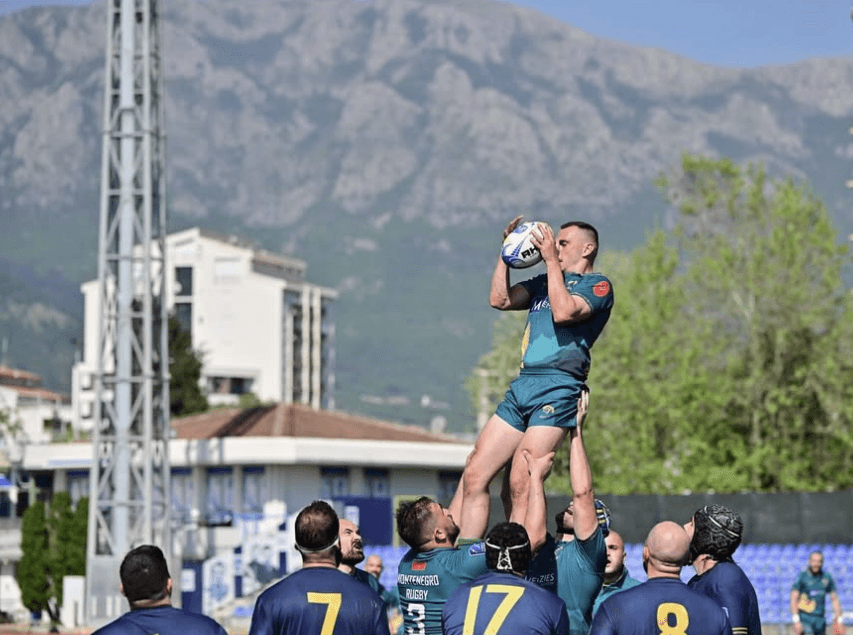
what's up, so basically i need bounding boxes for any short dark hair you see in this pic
[120,545,170,604]
[396,496,436,549]
[485,522,531,574]
[560,221,599,260]
[295,501,339,552]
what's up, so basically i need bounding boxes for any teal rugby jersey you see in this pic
[519,272,613,377]
[527,530,607,635]
[397,541,489,635]
[792,568,837,619]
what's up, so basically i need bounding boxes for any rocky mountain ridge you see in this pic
[1,0,852,427]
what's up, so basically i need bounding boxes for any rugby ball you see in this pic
[501,221,544,269]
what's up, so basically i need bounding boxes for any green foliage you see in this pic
[17,496,88,621]
[469,154,853,494]
[169,316,209,417]
[17,501,50,614]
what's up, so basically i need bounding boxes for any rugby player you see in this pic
[791,550,844,635]
[249,501,389,635]
[442,522,570,635]
[590,521,731,635]
[92,545,227,635]
[459,217,614,540]
[684,504,762,635]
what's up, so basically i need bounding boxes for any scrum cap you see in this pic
[690,504,743,563]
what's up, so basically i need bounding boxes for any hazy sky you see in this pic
[1,0,852,68]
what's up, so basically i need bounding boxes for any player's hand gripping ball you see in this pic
[501,221,545,269]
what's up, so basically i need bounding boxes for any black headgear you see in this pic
[690,504,742,563]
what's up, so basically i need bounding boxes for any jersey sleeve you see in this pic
[456,541,490,578]
[588,600,618,635]
[519,273,547,297]
[570,274,614,315]
[248,596,273,635]
[709,573,751,634]
[574,526,606,573]
[555,606,572,635]
[792,572,806,593]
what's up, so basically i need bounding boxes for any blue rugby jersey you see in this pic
[249,566,389,635]
[689,561,762,635]
[527,530,607,635]
[590,578,731,635]
[92,605,227,635]
[442,571,570,635]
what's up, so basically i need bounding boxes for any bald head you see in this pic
[365,554,383,579]
[644,521,690,578]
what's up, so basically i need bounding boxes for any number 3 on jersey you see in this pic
[406,602,426,635]
[657,602,689,635]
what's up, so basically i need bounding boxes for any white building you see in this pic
[72,228,337,430]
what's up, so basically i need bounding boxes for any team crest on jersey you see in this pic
[593,281,610,297]
[468,543,485,556]
[411,560,427,571]
[823,578,829,587]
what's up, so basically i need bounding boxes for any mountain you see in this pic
[1,0,852,429]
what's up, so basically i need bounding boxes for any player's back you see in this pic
[93,606,226,635]
[442,571,570,635]
[688,561,762,635]
[397,542,489,635]
[590,578,731,635]
[249,566,390,635]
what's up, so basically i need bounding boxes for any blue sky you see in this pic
[1,0,851,68]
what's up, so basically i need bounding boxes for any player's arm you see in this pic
[530,224,593,324]
[569,388,597,541]
[790,588,804,635]
[490,216,533,311]
[711,578,752,635]
[831,590,843,628]
[522,449,554,553]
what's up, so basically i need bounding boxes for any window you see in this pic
[206,467,233,525]
[171,468,194,525]
[68,470,89,506]
[243,467,265,515]
[320,467,349,498]
[209,376,253,395]
[365,468,389,498]
[175,302,192,334]
[438,471,462,505]
[174,266,193,296]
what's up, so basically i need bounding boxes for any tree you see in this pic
[467,154,853,493]
[17,501,52,619]
[658,155,853,491]
[169,316,208,416]
[17,496,88,626]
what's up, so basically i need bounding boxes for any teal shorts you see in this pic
[801,615,826,635]
[495,371,586,432]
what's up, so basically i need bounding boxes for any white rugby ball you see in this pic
[501,221,545,269]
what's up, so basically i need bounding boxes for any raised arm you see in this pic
[490,216,532,311]
[522,449,555,554]
[569,388,597,541]
[530,224,593,324]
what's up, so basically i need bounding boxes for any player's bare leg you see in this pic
[507,426,567,525]
[459,414,523,539]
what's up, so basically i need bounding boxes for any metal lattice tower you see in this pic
[86,0,170,624]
